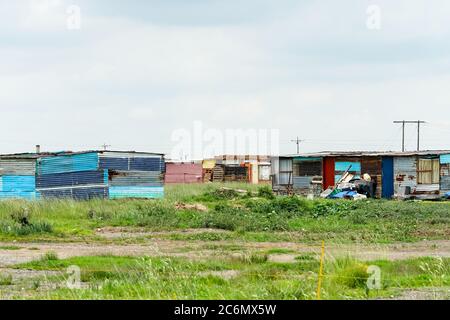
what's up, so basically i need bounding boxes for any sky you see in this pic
[1,0,450,159]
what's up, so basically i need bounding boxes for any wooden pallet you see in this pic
[212,166,224,182]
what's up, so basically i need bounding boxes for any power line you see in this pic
[290,137,304,154]
[393,120,426,152]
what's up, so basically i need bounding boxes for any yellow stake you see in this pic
[316,240,325,300]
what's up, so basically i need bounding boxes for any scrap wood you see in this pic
[325,165,353,198]
[175,202,209,212]
[220,187,248,194]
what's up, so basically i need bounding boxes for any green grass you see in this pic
[11,255,450,300]
[0,274,12,286]
[0,245,22,250]
[0,184,448,243]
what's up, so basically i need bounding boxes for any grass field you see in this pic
[0,183,449,300]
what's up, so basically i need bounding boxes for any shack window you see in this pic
[417,158,440,184]
[293,161,322,176]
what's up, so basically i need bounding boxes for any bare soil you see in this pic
[0,229,449,267]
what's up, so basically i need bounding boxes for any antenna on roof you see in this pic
[290,137,304,154]
[101,143,111,151]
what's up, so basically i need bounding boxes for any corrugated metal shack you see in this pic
[165,161,203,184]
[0,150,165,200]
[35,150,165,200]
[271,150,450,199]
[0,153,46,200]
[270,156,294,193]
[388,150,450,200]
[204,155,271,184]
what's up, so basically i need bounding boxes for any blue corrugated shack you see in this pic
[36,150,165,200]
[0,153,52,200]
[0,150,165,200]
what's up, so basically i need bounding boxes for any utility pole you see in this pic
[393,120,426,152]
[290,137,304,154]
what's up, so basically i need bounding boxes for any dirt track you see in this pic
[1,230,449,267]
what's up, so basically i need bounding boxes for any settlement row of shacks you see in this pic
[1,148,450,200]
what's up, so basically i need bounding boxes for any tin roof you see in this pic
[280,150,450,158]
[0,150,165,159]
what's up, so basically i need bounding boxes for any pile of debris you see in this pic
[320,166,376,201]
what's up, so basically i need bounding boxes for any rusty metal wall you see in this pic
[394,156,417,194]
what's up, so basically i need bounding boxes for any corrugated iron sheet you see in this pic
[165,163,202,184]
[109,186,164,199]
[258,165,271,181]
[37,152,99,175]
[415,184,440,192]
[39,186,108,200]
[111,171,163,186]
[440,163,450,195]
[0,159,36,175]
[394,156,417,193]
[293,176,313,189]
[440,154,450,164]
[36,170,106,189]
[99,155,164,172]
[440,176,450,195]
[1,176,35,192]
[0,191,40,200]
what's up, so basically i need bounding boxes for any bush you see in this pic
[0,274,12,286]
[204,204,290,232]
[10,207,31,226]
[233,253,268,264]
[245,196,312,215]
[311,200,361,218]
[0,220,53,236]
[332,259,369,289]
[257,186,275,200]
[41,251,59,261]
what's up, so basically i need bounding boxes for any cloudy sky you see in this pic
[1,0,450,158]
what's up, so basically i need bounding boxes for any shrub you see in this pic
[0,274,12,286]
[311,200,361,218]
[245,196,312,215]
[233,253,268,264]
[41,251,59,261]
[10,207,31,226]
[333,259,369,289]
[0,220,53,236]
[257,186,275,200]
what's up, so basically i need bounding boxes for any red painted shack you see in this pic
[165,162,203,184]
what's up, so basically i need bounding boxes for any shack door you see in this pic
[322,157,335,190]
[382,157,394,199]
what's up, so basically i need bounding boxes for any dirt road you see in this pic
[1,230,449,267]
